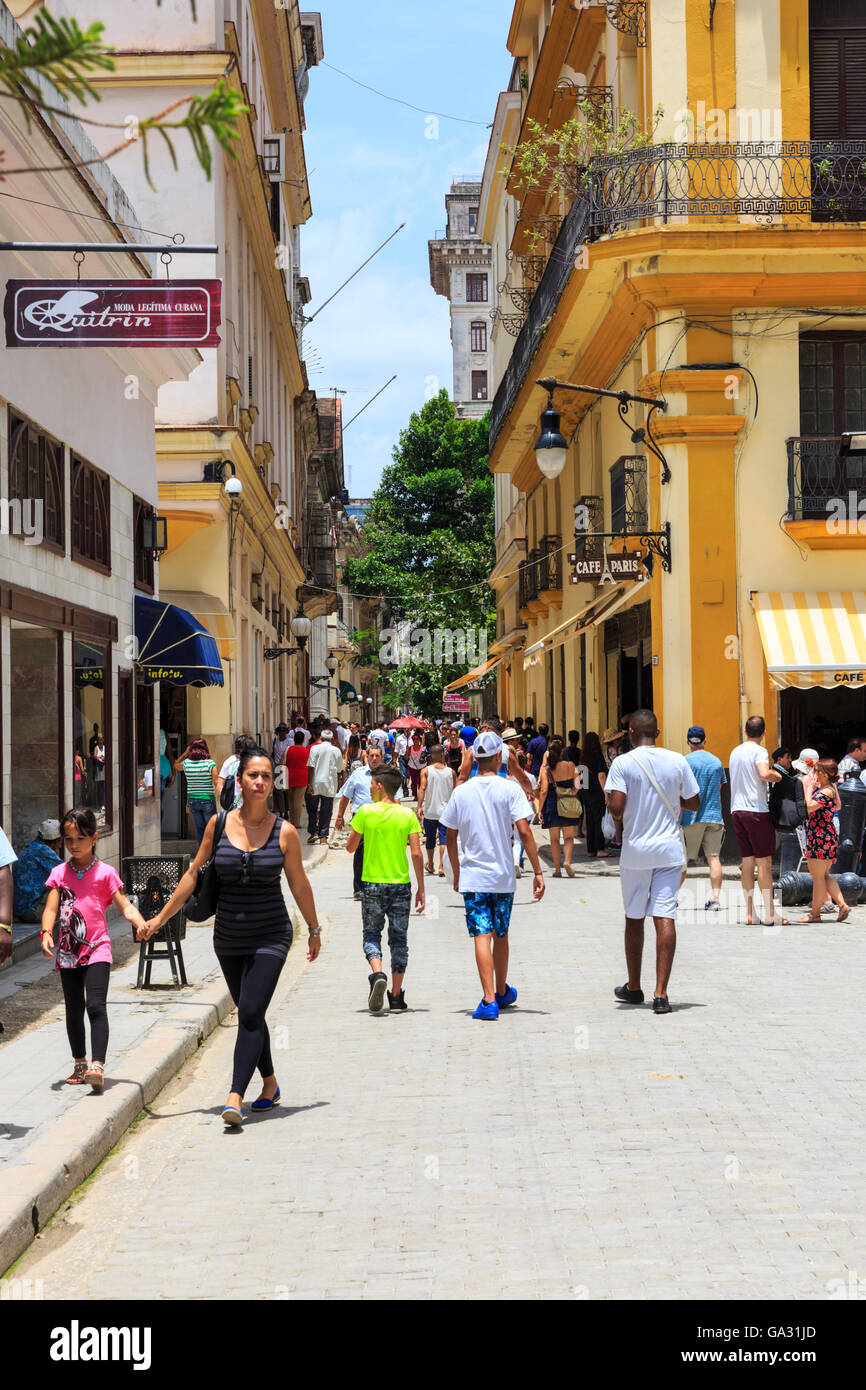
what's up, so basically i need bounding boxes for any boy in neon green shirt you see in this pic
[346,767,424,1013]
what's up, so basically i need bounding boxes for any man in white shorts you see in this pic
[606,709,700,1015]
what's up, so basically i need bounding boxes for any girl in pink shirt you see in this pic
[41,808,147,1092]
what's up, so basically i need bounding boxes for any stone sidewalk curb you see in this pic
[0,839,331,1276]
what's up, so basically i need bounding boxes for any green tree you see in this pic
[0,5,244,187]
[345,391,495,717]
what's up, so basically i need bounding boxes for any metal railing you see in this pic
[610,455,648,534]
[538,535,563,592]
[489,194,591,446]
[519,551,540,609]
[591,140,866,233]
[490,142,866,451]
[785,436,866,521]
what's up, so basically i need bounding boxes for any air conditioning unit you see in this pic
[262,134,285,179]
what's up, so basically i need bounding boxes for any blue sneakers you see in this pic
[495,984,517,1009]
[472,998,499,1020]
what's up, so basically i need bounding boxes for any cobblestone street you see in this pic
[14,852,866,1300]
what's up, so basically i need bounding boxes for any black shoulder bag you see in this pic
[184,810,228,922]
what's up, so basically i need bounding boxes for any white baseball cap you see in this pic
[473,730,504,759]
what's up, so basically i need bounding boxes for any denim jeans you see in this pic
[189,797,217,844]
[361,882,411,973]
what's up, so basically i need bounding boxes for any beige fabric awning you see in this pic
[160,591,237,661]
[443,657,501,693]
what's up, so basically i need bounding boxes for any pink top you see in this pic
[45,859,123,969]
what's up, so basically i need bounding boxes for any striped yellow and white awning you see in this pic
[752,591,866,689]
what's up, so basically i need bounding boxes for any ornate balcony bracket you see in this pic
[606,1,647,46]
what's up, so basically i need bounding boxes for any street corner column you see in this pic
[642,363,747,755]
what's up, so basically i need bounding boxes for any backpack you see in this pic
[220,756,239,810]
[770,770,806,830]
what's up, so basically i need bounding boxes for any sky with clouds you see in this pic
[300,1,512,499]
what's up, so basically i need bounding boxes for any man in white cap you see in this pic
[12,818,63,923]
[439,730,544,1020]
[305,729,345,846]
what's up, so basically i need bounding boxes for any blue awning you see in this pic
[134,595,225,687]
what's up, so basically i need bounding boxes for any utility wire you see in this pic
[320,60,491,126]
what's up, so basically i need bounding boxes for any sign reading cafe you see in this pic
[568,547,645,584]
[4,279,222,347]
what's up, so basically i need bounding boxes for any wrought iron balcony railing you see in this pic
[538,535,563,592]
[518,551,540,609]
[610,455,648,535]
[590,140,866,234]
[573,495,605,560]
[786,436,866,521]
[490,142,866,452]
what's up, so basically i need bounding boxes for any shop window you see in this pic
[136,678,155,803]
[71,455,111,573]
[7,408,64,552]
[73,638,109,830]
[10,621,61,847]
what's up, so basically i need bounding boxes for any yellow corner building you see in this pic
[480,0,866,762]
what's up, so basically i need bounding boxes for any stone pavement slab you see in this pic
[9,849,866,1299]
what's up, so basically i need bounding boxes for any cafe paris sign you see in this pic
[568,540,646,585]
[4,279,222,347]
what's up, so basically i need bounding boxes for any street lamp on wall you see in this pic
[326,655,339,676]
[264,605,313,661]
[534,376,670,484]
[140,513,168,559]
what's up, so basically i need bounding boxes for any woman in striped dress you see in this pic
[145,745,323,1125]
[176,738,219,845]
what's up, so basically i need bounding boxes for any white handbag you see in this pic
[630,750,688,868]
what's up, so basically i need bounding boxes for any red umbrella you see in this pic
[388,716,427,730]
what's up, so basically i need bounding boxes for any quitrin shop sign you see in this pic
[4,279,222,347]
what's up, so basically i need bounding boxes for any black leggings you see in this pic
[216,950,286,1097]
[60,962,110,1061]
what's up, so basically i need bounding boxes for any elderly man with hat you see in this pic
[12,819,63,924]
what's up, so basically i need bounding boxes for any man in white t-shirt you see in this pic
[729,714,785,927]
[306,730,345,845]
[331,719,349,753]
[606,709,700,1015]
[439,731,544,1020]
[367,723,389,755]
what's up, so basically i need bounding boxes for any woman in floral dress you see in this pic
[799,759,851,923]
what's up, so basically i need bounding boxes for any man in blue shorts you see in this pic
[440,730,544,1019]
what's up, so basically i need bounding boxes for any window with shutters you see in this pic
[810,1,866,221]
[470,320,487,353]
[71,454,110,573]
[7,407,64,551]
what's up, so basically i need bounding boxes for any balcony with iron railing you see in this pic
[784,437,866,549]
[490,141,866,452]
[538,534,563,605]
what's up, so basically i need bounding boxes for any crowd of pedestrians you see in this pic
[4,701,866,1123]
